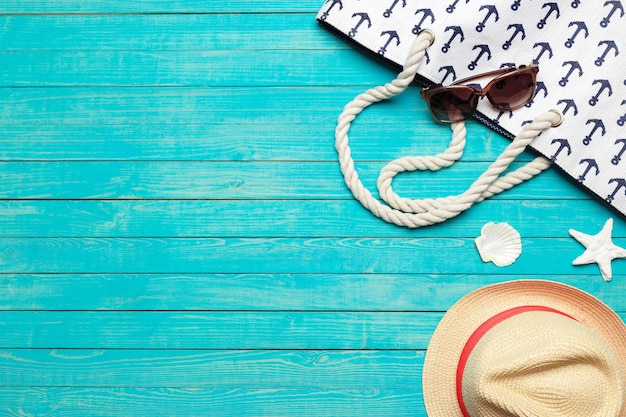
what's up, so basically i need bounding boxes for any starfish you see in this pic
[569,218,626,282]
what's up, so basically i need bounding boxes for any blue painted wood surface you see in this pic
[0,2,625,416]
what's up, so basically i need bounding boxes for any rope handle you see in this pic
[335,29,563,228]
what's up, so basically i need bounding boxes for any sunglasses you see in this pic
[420,64,539,123]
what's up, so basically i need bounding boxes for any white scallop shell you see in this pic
[474,222,522,267]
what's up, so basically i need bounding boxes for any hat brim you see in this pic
[422,280,626,417]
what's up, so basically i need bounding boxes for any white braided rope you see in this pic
[335,30,560,228]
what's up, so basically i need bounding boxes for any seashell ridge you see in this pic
[475,222,522,267]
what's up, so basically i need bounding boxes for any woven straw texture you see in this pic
[422,280,626,417]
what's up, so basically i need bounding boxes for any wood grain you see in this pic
[0,387,425,417]
[1,274,624,312]
[0,14,335,51]
[0,349,423,388]
[0,161,584,200]
[0,200,620,238]
[0,311,441,349]
[0,1,323,14]
[0,121,526,162]
[1,50,401,87]
[1,236,623,275]
[1,2,625,416]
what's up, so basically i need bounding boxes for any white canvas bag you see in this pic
[318,1,626,227]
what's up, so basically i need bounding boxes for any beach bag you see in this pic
[318,1,626,228]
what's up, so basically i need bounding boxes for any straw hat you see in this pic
[422,280,626,417]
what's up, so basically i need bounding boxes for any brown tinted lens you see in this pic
[428,87,477,122]
[486,71,536,111]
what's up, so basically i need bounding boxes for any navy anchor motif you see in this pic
[442,26,465,53]
[503,24,526,50]
[378,30,400,55]
[413,9,435,34]
[447,0,470,14]
[476,5,499,32]
[579,159,601,182]
[601,1,624,28]
[439,65,457,83]
[589,79,613,106]
[595,40,619,66]
[557,98,579,116]
[583,119,606,145]
[559,61,583,86]
[349,13,372,37]
[533,42,553,63]
[320,0,343,20]
[550,138,572,161]
[494,110,514,124]
[468,44,492,70]
[565,21,589,48]
[618,100,626,126]
[384,0,406,18]
[612,139,626,165]
[538,2,561,29]
[607,178,626,203]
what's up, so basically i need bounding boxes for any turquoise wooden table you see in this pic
[1,2,625,416]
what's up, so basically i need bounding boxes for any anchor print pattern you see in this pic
[318,0,626,217]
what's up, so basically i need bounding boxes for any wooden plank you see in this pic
[0,1,323,14]
[0,7,624,417]
[0,88,546,165]
[1,311,624,349]
[0,86,590,171]
[0,86,516,162]
[1,274,624,312]
[0,14,336,51]
[0,311,440,349]
[0,387,425,417]
[0,161,583,200]
[0,237,623,275]
[0,200,621,238]
[0,121,513,162]
[0,49,399,87]
[0,85,550,129]
[0,87,422,126]
[0,349,422,388]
